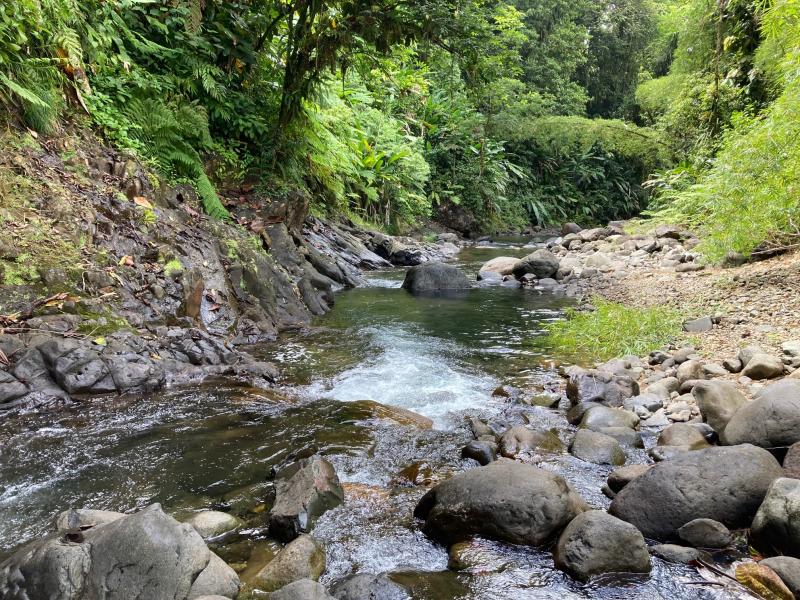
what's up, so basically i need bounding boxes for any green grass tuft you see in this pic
[544,298,683,362]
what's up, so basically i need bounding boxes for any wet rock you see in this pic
[478,256,521,279]
[751,478,800,558]
[39,339,116,394]
[512,249,559,279]
[461,441,496,465]
[761,557,800,597]
[554,511,650,581]
[650,544,709,564]
[331,573,410,600]
[54,508,125,532]
[742,354,785,380]
[692,380,748,436]
[498,425,563,458]
[185,511,242,539]
[609,445,783,540]
[414,460,588,546]
[269,579,335,600]
[401,262,469,293]
[579,406,639,431]
[189,552,240,599]
[607,464,652,493]
[0,503,221,600]
[468,417,494,439]
[683,316,713,333]
[724,380,800,447]
[677,518,732,549]
[566,369,639,407]
[268,456,345,543]
[251,535,325,592]
[0,370,28,404]
[570,430,626,465]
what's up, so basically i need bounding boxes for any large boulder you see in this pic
[414,460,588,546]
[185,510,241,539]
[478,257,521,279]
[268,456,345,542]
[0,503,237,600]
[512,249,560,279]
[566,369,639,407]
[498,426,562,458]
[692,381,747,435]
[609,445,784,540]
[554,511,650,581]
[751,478,800,558]
[331,573,410,600]
[677,518,732,549]
[569,430,626,466]
[724,380,800,447]
[269,579,335,600]
[251,534,325,592]
[189,553,240,599]
[54,508,125,532]
[742,354,785,380]
[401,262,469,293]
[580,406,639,431]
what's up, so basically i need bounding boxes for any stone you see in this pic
[751,478,800,558]
[782,341,800,359]
[554,511,650,581]
[723,357,743,373]
[650,544,708,564]
[498,425,562,458]
[0,370,28,403]
[54,508,125,532]
[691,380,748,436]
[561,223,582,235]
[676,360,705,384]
[761,557,800,597]
[677,518,732,549]
[724,380,800,447]
[401,262,469,293]
[251,535,325,592]
[609,445,783,540]
[579,406,639,431]
[585,252,612,268]
[331,573,410,600]
[597,427,643,448]
[784,442,800,478]
[414,460,588,546]
[646,377,680,401]
[461,441,496,465]
[0,504,219,600]
[641,409,670,428]
[566,369,639,407]
[657,423,710,451]
[607,464,651,493]
[566,401,604,425]
[269,579,335,600]
[268,456,345,543]
[570,430,626,466]
[739,345,766,368]
[675,263,704,272]
[512,249,560,279]
[478,256,521,279]
[742,354,785,380]
[185,511,242,539]
[623,394,662,413]
[189,552,240,599]
[683,316,713,333]
[702,363,729,378]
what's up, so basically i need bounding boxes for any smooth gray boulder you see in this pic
[461,440,496,465]
[269,579,335,600]
[739,345,766,368]
[724,380,800,447]
[554,511,650,581]
[566,369,639,407]
[607,464,652,493]
[0,503,233,600]
[609,445,783,540]
[478,256,521,278]
[570,430,626,466]
[742,353,785,379]
[677,518,732,549]
[761,557,800,597]
[512,249,559,279]
[401,262,469,293]
[185,510,241,539]
[580,406,639,431]
[54,508,125,532]
[269,456,344,542]
[751,477,800,558]
[498,425,562,458]
[414,460,588,546]
[597,426,643,448]
[656,423,710,451]
[691,380,747,435]
[650,544,709,564]
[332,573,410,600]
[189,553,240,599]
[251,534,325,592]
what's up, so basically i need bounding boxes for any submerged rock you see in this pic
[414,460,588,546]
[609,444,783,540]
[268,456,344,543]
[401,262,470,293]
[554,511,650,581]
[331,573,410,600]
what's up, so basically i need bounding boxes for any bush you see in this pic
[543,298,683,361]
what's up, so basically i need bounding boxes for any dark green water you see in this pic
[0,239,728,599]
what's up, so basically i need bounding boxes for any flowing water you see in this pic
[0,239,737,599]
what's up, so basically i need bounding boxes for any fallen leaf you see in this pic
[118,255,134,267]
[150,353,162,360]
[736,563,794,600]
[0,348,9,367]
[133,196,153,209]
[92,336,107,346]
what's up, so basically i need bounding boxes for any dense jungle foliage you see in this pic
[0,0,798,255]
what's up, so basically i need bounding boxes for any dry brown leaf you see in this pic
[119,255,134,267]
[133,196,153,209]
[735,563,794,600]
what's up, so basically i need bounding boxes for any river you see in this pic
[0,239,729,599]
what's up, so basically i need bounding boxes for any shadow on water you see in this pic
[0,239,733,598]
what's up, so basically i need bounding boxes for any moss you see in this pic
[542,297,684,362]
[224,239,239,260]
[77,312,134,336]
[2,254,41,285]
[164,259,183,277]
